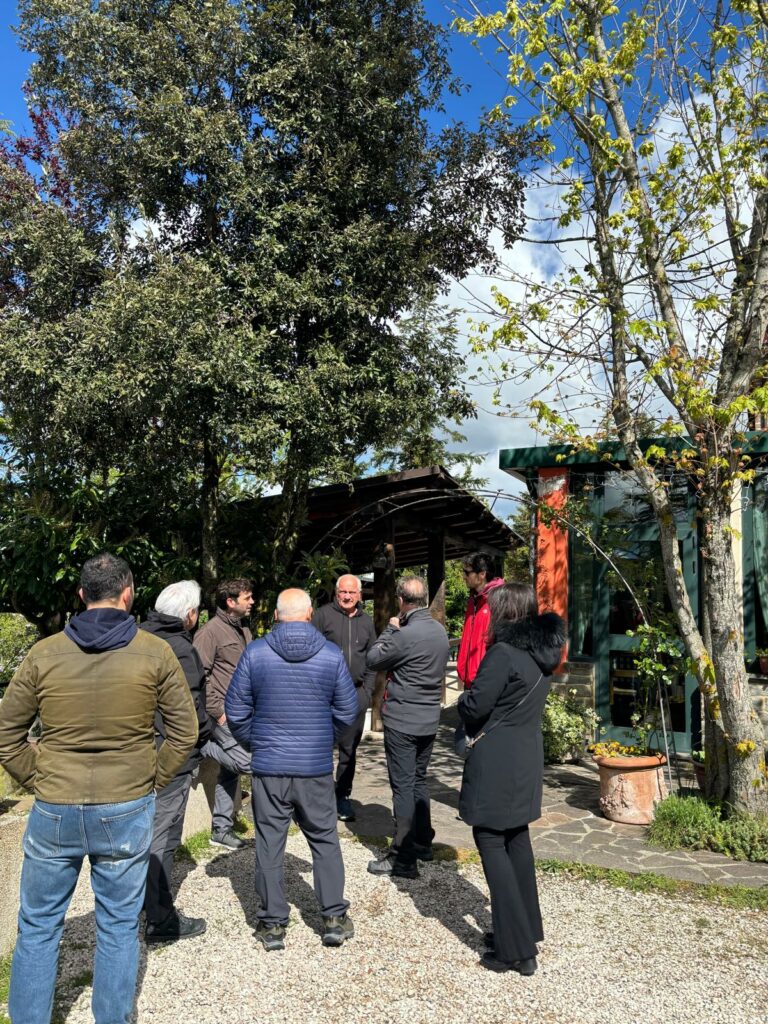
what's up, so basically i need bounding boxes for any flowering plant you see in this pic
[588,739,654,758]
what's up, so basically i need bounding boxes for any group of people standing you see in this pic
[0,549,565,1023]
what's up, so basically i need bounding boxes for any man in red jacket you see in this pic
[457,553,505,689]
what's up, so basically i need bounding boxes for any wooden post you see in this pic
[427,529,447,702]
[371,540,397,732]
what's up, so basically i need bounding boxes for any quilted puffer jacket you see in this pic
[224,621,359,777]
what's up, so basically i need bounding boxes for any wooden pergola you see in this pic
[297,466,518,632]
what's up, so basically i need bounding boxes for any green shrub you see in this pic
[648,794,721,850]
[0,615,38,699]
[542,690,597,763]
[649,794,768,862]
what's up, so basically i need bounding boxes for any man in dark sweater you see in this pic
[140,580,211,944]
[312,574,376,822]
[365,575,449,879]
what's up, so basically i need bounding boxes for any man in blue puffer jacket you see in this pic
[225,588,359,952]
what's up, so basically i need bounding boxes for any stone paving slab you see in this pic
[345,700,768,889]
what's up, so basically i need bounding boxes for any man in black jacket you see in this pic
[312,574,376,821]
[140,580,211,943]
[365,575,449,878]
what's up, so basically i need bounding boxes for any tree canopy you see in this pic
[0,0,528,610]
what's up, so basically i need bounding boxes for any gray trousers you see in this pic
[144,771,194,924]
[252,774,348,925]
[201,723,251,834]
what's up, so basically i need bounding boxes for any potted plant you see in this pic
[691,749,706,791]
[755,648,768,675]
[589,735,668,825]
[588,622,685,824]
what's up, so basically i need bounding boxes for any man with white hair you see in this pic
[225,588,359,951]
[139,580,210,943]
[312,574,376,821]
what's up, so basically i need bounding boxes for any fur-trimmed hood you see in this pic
[493,612,566,676]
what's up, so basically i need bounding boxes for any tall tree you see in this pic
[459,0,768,812]
[1,0,529,601]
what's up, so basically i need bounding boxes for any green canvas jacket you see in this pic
[0,629,198,803]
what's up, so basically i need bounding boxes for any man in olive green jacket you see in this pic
[0,552,197,1024]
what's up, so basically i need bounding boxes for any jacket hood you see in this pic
[65,609,138,652]
[479,577,506,599]
[494,612,566,675]
[266,621,326,663]
[140,610,191,641]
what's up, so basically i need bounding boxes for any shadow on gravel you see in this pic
[204,844,334,940]
[391,863,490,955]
[51,906,150,1024]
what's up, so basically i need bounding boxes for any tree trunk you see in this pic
[201,434,221,613]
[700,487,767,814]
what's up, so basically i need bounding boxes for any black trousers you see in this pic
[144,771,194,924]
[335,701,367,798]
[473,824,543,963]
[383,726,436,867]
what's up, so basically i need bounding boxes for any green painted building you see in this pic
[500,436,768,753]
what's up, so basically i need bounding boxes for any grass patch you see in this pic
[537,858,768,911]
[0,952,11,1024]
[233,814,253,838]
[648,794,768,862]
[175,829,213,863]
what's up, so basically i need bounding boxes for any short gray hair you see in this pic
[396,575,427,608]
[155,580,202,621]
[276,588,313,621]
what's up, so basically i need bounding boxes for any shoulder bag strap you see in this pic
[465,673,545,750]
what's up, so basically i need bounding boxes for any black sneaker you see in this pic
[366,853,419,879]
[336,796,356,821]
[321,913,354,947]
[145,912,207,944]
[255,921,286,951]
[211,829,244,850]
[480,952,537,975]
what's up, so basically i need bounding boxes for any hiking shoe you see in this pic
[211,829,244,850]
[321,913,355,947]
[255,921,286,951]
[366,853,419,879]
[336,796,356,821]
[145,912,207,944]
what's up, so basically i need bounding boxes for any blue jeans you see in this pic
[9,794,155,1024]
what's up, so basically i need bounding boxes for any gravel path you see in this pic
[45,832,768,1024]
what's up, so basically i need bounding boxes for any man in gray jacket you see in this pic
[365,575,449,879]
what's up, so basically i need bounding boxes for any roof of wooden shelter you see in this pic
[294,465,517,571]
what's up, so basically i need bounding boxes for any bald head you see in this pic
[275,588,313,622]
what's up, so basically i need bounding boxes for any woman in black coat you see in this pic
[458,583,566,976]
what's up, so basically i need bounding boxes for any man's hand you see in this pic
[217,713,226,726]
[388,617,401,630]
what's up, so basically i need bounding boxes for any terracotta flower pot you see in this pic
[593,753,668,825]
[693,762,706,791]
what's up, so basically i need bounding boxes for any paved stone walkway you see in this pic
[346,673,768,889]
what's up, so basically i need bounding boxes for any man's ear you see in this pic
[78,587,85,606]
[273,609,278,623]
